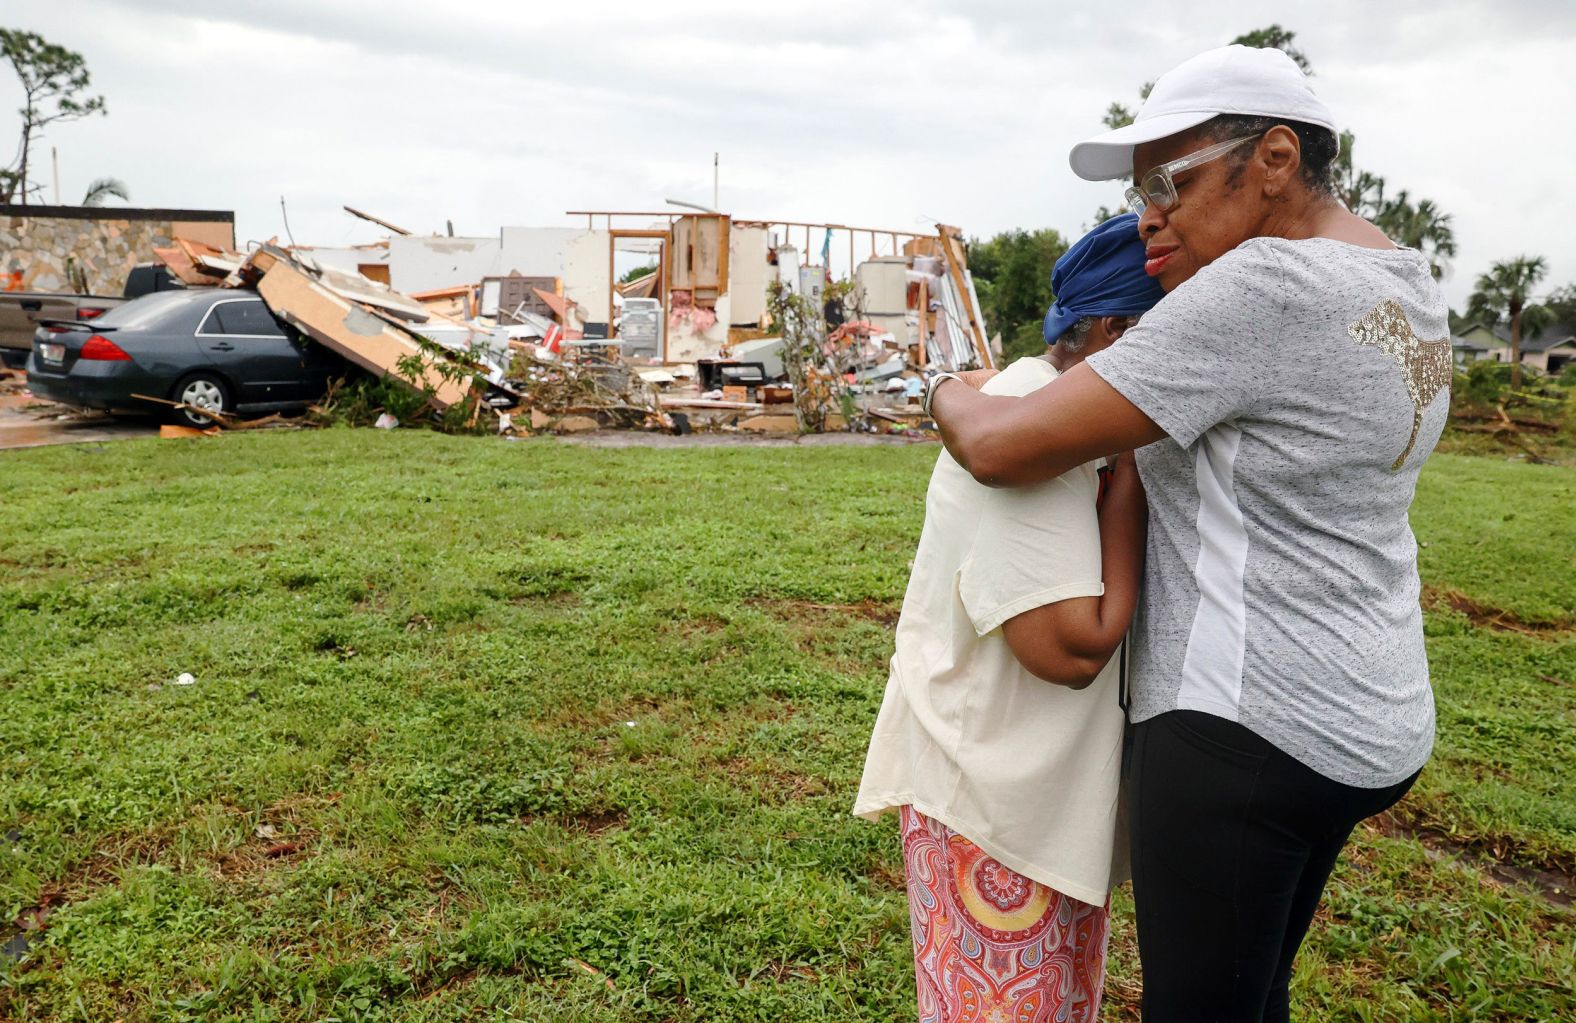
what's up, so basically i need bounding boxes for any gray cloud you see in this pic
[2,0,1571,306]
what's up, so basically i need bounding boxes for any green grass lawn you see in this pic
[1,430,1571,1022]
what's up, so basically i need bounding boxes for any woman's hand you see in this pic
[931,363,1165,488]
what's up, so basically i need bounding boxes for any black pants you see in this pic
[1125,710,1419,1022]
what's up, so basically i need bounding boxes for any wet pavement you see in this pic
[0,389,156,450]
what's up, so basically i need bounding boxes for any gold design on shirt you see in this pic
[1347,299,1451,471]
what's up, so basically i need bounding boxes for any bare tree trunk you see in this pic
[16,108,31,206]
[1509,303,1523,391]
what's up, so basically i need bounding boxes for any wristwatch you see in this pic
[922,372,963,420]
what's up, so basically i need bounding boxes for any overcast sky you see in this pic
[5,0,1573,308]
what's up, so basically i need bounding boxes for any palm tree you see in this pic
[1329,132,1387,219]
[81,176,127,206]
[1468,257,1549,390]
[1376,191,1458,280]
[1340,171,1387,219]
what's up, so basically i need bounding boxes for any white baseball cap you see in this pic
[1069,44,1338,182]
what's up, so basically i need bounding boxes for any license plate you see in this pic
[39,342,64,364]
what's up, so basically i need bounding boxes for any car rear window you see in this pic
[95,290,201,330]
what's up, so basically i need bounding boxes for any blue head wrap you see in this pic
[1042,213,1166,345]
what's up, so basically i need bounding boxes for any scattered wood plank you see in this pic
[159,424,219,439]
[868,407,929,424]
[739,414,799,433]
[151,245,210,286]
[658,396,762,411]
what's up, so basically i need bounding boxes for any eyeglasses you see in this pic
[1124,133,1264,214]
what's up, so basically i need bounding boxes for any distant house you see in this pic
[1450,323,1509,365]
[1449,321,1576,374]
[1520,323,1576,374]
[1450,330,1492,366]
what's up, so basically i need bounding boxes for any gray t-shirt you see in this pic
[1086,236,1449,787]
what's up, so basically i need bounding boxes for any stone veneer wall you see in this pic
[0,206,234,296]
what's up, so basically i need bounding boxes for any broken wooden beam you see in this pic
[343,205,413,236]
[248,247,471,409]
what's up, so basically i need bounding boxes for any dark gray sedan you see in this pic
[26,289,345,426]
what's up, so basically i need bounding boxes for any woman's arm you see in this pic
[999,451,1147,688]
[932,363,1164,487]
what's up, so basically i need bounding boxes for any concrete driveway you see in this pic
[0,371,157,450]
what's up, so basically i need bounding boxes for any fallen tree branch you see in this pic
[131,393,319,430]
[131,392,236,427]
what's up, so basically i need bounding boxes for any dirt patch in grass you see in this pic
[1422,585,1573,637]
[720,756,830,804]
[747,596,901,628]
[677,613,730,638]
[567,809,627,836]
[761,959,823,983]
[746,597,900,674]
[507,590,583,609]
[1102,922,1143,1022]
[2,821,182,972]
[520,808,628,837]
[214,826,320,879]
[1369,810,1574,910]
[866,858,905,892]
[4,791,340,967]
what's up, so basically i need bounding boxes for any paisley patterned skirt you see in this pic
[899,805,1108,1023]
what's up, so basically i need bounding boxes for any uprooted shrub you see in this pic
[313,373,432,428]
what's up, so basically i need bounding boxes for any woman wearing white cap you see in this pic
[926,45,1449,1022]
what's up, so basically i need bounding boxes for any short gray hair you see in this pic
[1056,314,1136,352]
[1057,317,1096,352]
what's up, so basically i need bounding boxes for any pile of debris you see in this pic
[174,244,664,434]
[135,214,1000,438]
[636,224,996,436]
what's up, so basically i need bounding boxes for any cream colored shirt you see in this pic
[853,357,1128,905]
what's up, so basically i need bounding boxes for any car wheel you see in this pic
[171,372,231,427]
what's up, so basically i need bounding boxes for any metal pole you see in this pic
[713,152,719,211]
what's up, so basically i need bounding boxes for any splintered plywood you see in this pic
[668,215,730,301]
[171,220,236,251]
[152,245,211,286]
[250,249,470,409]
